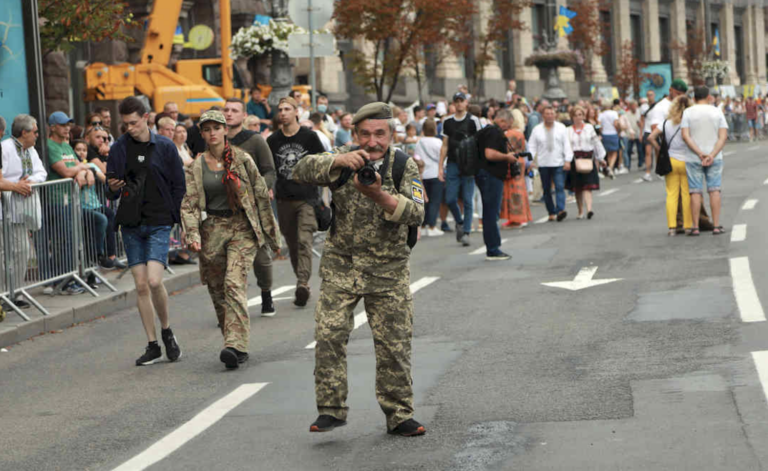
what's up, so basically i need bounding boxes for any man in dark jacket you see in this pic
[107,96,185,367]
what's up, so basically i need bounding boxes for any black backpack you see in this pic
[655,119,678,177]
[456,133,481,176]
[332,150,418,248]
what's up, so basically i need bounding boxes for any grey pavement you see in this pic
[2,141,768,471]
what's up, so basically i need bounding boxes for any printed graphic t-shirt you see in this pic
[267,126,325,201]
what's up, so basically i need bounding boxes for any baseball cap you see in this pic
[426,104,436,111]
[197,110,227,127]
[453,92,467,102]
[670,78,688,93]
[48,111,74,126]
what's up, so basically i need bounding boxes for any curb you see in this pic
[0,269,201,350]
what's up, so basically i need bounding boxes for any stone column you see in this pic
[670,0,688,81]
[720,2,740,85]
[611,0,632,72]
[318,55,346,95]
[554,0,575,82]
[476,0,503,81]
[511,7,540,81]
[755,6,767,83]
[642,0,661,62]
[743,6,758,84]
[587,5,608,83]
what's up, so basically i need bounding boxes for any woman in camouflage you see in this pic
[181,110,281,369]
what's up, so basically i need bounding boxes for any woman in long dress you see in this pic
[500,108,532,227]
[566,105,606,220]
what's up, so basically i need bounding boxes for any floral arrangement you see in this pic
[231,20,329,58]
[524,49,584,68]
[701,60,730,79]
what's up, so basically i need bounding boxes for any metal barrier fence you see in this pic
[725,112,750,141]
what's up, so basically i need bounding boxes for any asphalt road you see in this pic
[2,140,768,471]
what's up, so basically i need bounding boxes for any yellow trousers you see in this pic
[665,158,692,229]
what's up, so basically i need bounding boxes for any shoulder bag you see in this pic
[655,119,678,177]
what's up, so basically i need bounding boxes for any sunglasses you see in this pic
[91,121,102,126]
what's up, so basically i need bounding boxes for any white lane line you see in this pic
[470,239,509,255]
[724,151,736,156]
[534,216,550,224]
[743,199,759,210]
[599,188,620,197]
[111,383,268,471]
[730,257,766,323]
[304,276,440,349]
[248,285,293,307]
[752,351,768,405]
[731,224,747,242]
[633,178,644,184]
[747,145,761,152]
[764,177,768,185]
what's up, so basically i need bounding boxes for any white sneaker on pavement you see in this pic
[426,227,444,237]
[642,173,653,182]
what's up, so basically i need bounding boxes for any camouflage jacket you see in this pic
[180,146,281,251]
[292,145,424,293]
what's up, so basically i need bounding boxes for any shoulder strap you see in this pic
[392,149,410,191]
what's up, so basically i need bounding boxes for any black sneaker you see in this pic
[486,251,511,261]
[112,258,127,270]
[557,211,568,222]
[261,290,276,317]
[98,255,115,269]
[294,285,310,307]
[136,343,162,366]
[460,233,470,247]
[455,224,465,243]
[161,328,182,362]
[220,347,244,369]
[309,415,347,432]
[388,418,426,437]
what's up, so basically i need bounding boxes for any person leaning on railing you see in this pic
[0,114,48,308]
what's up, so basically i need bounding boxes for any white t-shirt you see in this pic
[314,129,333,152]
[648,98,673,130]
[661,120,687,162]
[413,136,442,180]
[598,110,619,135]
[680,104,729,163]
[639,103,651,133]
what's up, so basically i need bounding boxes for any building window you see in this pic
[735,25,745,83]
[600,10,613,79]
[630,14,643,60]
[531,4,546,50]
[659,16,671,63]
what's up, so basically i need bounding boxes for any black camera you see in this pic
[357,158,379,186]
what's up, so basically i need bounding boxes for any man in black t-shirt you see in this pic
[267,97,325,307]
[439,92,482,247]
[107,97,186,367]
[475,108,517,261]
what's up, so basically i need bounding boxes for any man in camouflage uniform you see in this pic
[292,102,427,436]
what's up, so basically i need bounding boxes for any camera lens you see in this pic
[357,166,377,186]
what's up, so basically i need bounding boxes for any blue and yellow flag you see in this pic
[555,6,577,38]
[173,25,185,46]
[713,28,721,57]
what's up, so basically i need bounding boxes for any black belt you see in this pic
[207,208,238,218]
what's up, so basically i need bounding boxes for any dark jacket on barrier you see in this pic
[106,132,186,225]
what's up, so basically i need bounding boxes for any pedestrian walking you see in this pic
[528,106,573,222]
[223,98,279,316]
[439,92,482,246]
[681,86,729,236]
[566,106,606,220]
[598,99,621,178]
[106,97,185,366]
[268,97,325,306]
[180,110,281,369]
[413,119,444,236]
[292,102,426,437]
[500,108,531,228]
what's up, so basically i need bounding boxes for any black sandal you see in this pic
[688,228,700,237]
[713,226,726,235]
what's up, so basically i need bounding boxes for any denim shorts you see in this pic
[120,225,173,268]
[686,159,723,194]
[749,119,757,129]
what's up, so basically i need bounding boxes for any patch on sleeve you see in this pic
[411,185,425,204]
[411,178,423,188]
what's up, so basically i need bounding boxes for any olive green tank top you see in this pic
[202,159,230,211]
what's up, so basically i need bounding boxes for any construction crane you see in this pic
[84,0,244,117]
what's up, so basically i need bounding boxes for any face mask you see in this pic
[317,104,328,113]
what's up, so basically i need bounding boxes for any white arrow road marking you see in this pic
[305,276,440,349]
[724,151,736,156]
[248,285,293,307]
[731,224,747,242]
[743,199,758,210]
[111,383,269,471]
[470,239,509,255]
[747,145,761,152]
[633,178,644,184]
[730,257,766,322]
[599,188,620,197]
[752,352,768,404]
[764,177,768,185]
[534,216,550,224]
[541,266,622,291]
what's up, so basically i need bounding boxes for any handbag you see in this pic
[313,198,333,232]
[655,119,678,177]
[573,150,594,174]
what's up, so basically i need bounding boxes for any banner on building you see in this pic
[639,62,673,98]
[0,0,31,139]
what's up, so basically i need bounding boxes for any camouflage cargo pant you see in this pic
[314,280,414,431]
[276,199,316,287]
[252,245,272,291]
[200,213,257,352]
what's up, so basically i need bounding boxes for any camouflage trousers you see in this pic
[314,280,414,431]
[199,213,257,353]
[252,245,272,291]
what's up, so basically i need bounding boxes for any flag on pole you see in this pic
[555,6,577,38]
[713,28,721,57]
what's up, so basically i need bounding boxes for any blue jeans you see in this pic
[444,161,474,233]
[474,169,504,254]
[621,137,630,168]
[627,138,643,170]
[121,225,173,268]
[422,178,444,227]
[539,166,566,215]
[82,208,108,258]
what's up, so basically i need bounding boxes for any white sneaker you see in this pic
[426,227,444,237]
[617,167,629,175]
[642,173,653,182]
